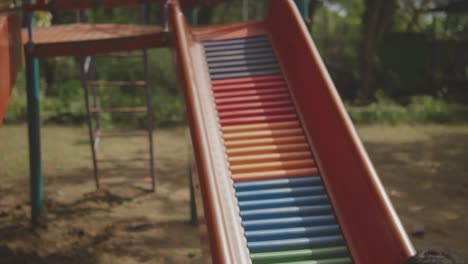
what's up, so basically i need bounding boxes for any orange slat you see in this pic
[232,168,319,182]
[228,151,312,165]
[218,106,295,119]
[225,135,306,149]
[222,121,300,133]
[216,99,292,112]
[223,128,303,141]
[226,143,310,156]
[220,114,297,126]
[230,159,315,174]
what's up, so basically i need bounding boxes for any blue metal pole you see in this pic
[294,0,309,20]
[26,10,44,224]
[184,8,194,25]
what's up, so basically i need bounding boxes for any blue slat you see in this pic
[242,215,336,231]
[236,186,325,201]
[206,52,275,63]
[245,225,341,242]
[234,176,322,192]
[248,235,345,253]
[208,57,278,68]
[205,46,274,58]
[239,195,329,210]
[240,205,332,221]
[210,69,281,80]
[204,41,270,52]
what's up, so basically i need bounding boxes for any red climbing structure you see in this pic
[0,0,417,263]
[0,13,21,125]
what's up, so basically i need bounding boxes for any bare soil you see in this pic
[0,125,466,263]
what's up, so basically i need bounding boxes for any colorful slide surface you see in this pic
[169,0,415,263]
[0,13,21,125]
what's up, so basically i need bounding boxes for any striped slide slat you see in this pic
[203,35,353,263]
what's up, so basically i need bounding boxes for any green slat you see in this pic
[251,246,349,264]
[275,257,352,264]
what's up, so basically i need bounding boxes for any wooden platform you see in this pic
[23,23,167,58]
[21,0,219,12]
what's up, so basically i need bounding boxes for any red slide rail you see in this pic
[167,1,250,263]
[267,1,415,263]
[0,13,22,125]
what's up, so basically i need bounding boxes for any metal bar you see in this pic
[189,163,198,226]
[184,7,194,25]
[143,49,156,191]
[88,60,101,145]
[25,5,44,225]
[96,131,148,138]
[80,58,100,190]
[90,107,148,113]
[243,0,248,21]
[294,0,309,20]
[77,10,99,189]
[85,80,147,87]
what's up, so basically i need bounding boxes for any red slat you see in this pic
[214,87,287,99]
[211,75,283,86]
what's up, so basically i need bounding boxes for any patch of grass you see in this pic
[347,93,468,124]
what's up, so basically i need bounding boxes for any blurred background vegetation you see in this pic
[5,0,468,127]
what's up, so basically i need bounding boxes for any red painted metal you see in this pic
[267,1,415,263]
[168,1,251,262]
[0,14,21,125]
[193,21,267,42]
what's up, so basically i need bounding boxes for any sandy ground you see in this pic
[0,125,467,263]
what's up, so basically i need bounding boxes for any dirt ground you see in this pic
[0,125,467,263]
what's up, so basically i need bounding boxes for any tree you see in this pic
[359,0,397,102]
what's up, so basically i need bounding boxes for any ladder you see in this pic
[78,6,156,191]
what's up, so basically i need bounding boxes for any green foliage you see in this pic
[5,1,467,127]
[347,92,468,125]
[4,86,27,124]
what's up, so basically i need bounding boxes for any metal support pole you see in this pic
[25,10,44,224]
[187,143,197,226]
[138,4,156,192]
[242,0,248,21]
[143,49,156,192]
[80,58,100,190]
[294,0,309,20]
[189,170,198,226]
[183,8,193,25]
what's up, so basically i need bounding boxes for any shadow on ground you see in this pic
[0,127,203,264]
[363,129,468,260]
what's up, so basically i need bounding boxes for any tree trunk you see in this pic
[359,0,397,102]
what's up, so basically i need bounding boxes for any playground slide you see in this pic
[0,13,21,125]
[169,1,415,263]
